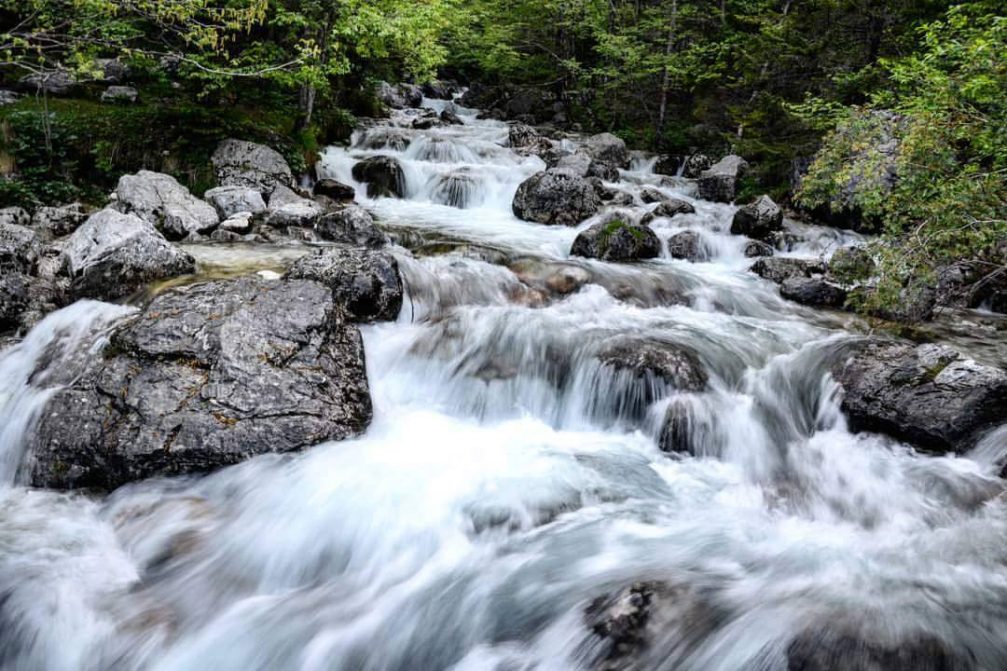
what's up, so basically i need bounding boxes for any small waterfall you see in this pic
[0,301,134,485]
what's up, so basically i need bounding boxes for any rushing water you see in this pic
[1,99,1006,671]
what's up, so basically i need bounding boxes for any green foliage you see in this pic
[799,4,1006,313]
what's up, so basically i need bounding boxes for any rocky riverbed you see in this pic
[0,87,1005,670]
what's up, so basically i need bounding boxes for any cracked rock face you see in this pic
[26,276,372,490]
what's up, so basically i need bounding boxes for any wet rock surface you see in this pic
[314,206,386,248]
[571,219,660,262]
[831,340,1007,453]
[115,171,219,239]
[62,209,195,300]
[786,629,973,671]
[781,276,847,308]
[697,155,749,203]
[597,337,707,392]
[27,276,372,490]
[513,169,602,226]
[352,156,406,199]
[285,246,403,322]
[731,195,783,240]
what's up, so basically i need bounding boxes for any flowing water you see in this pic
[1,100,1007,670]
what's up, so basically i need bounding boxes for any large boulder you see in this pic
[26,277,372,490]
[31,203,89,238]
[697,155,749,203]
[682,154,713,178]
[512,169,601,226]
[263,186,325,229]
[352,156,406,199]
[581,132,629,169]
[829,245,875,281]
[211,139,294,196]
[115,170,219,239]
[62,209,195,300]
[101,85,138,103]
[286,247,403,322]
[0,223,42,273]
[750,257,827,284]
[376,81,423,109]
[780,276,848,307]
[203,185,267,219]
[731,195,783,240]
[314,206,387,248]
[831,340,1007,453]
[571,219,660,262]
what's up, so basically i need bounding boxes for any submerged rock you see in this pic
[352,156,406,199]
[667,231,708,262]
[571,219,660,262]
[697,155,748,203]
[512,169,601,226]
[27,276,372,490]
[115,170,219,239]
[597,337,707,391]
[731,195,783,240]
[786,628,971,671]
[62,209,195,300]
[314,206,386,248]
[831,340,1007,453]
[286,246,403,322]
[211,139,293,196]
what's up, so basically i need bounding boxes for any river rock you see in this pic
[211,139,294,196]
[581,132,629,169]
[682,154,713,178]
[115,170,219,239]
[376,81,423,109]
[750,257,827,284]
[203,185,267,219]
[571,219,660,262]
[62,209,195,300]
[639,199,696,225]
[697,155,749,203]
[422,80,454,100]
[286,247,403,322]
[731,195,783,240]
[0,223,42,273]
[313,178,356,202]
[744,240,775,258]
[597,337,707,391]
[352,156,406,199]
[512,169,601,226]
[31,203,89,238]
[781,276,848,307]
[314,206,386,248]
[430,171,478,209]
[640,187,672,205]
[27,276,372,490]
[439,108,464,125]
[831,340,1007,453]
[0,207,29,227]
[667,231,708,262]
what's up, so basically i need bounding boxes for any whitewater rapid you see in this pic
[1,98,1006,670]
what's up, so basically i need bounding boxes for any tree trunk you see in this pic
[297,84,316,131]
[656,0,678,142]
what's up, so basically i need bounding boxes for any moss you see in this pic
[599,219,646,244]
